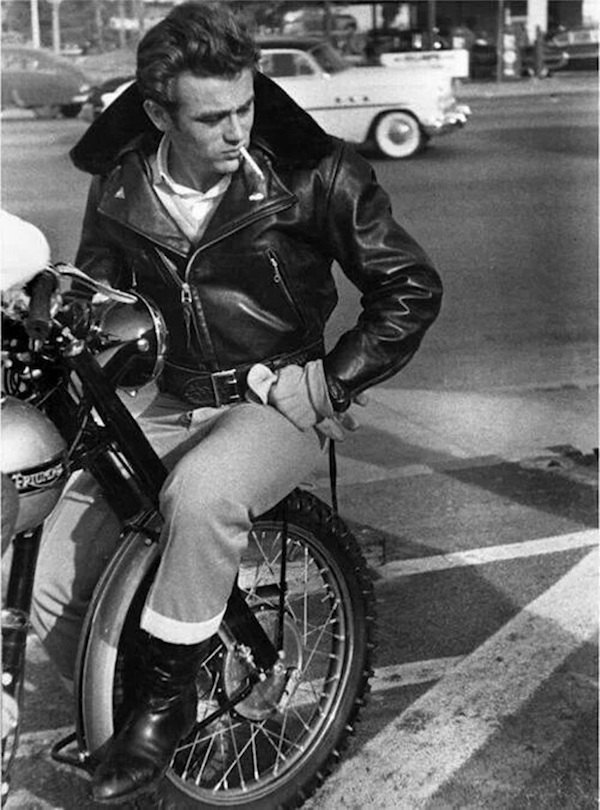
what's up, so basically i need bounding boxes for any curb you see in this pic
[455,74,598,100]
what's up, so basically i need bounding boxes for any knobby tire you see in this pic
[80,489,376,810]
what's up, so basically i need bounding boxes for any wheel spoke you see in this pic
[144,501,371,804]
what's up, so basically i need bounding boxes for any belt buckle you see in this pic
[211,369,240,407]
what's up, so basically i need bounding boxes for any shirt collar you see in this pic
[152,134,230,199]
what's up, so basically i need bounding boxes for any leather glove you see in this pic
[246,360,367,440]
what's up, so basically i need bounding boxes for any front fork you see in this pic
[223,585,279,676]
[2,526,43,797]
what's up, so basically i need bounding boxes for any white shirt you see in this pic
[150,135,230,243]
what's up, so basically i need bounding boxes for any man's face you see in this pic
[145,69,255,191]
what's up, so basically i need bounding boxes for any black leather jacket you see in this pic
[71,75,442,410]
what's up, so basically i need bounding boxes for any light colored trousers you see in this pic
[31,387,324,679]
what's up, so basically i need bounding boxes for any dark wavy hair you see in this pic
[136,2,260,112]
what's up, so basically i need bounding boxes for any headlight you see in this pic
[93,292,168,391]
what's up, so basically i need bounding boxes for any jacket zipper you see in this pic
[108,194,298,354]
[176,198,298,351]
[154,248,199,349]
[267,249,306,327]
[180,281,194,349]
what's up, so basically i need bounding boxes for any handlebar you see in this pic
[54,264,137,305]
[25,269,57,342]
[7,264,139,354]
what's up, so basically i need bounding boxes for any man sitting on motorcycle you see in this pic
[32,1,442,804]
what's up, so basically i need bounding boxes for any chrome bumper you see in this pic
[423,104,471,137]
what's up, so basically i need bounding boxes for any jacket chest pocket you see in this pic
[192,249,307,329]
[265,249,307,328]
[189,248,309,362]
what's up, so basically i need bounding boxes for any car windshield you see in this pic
[308,43,349,73]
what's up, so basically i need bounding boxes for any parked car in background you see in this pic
[1,45,90,118]
[469,36,569,78]
[282,8,358,38]
[518,40,569,76]
[363,27,567,78]
[257,37,470,158]
[550,27,599,70]
[80,74,134,121]
[364,27,451,64]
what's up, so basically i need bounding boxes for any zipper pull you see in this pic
[269,253,281,283]
[181,282,193,306]
[181,282,193,348]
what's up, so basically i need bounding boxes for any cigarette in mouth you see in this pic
[240,146,266,200]
[239,146,263,179]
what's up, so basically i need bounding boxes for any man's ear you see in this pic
[143,99,172,132]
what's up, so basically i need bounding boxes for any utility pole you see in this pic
[30,0,41,48]
[427,0,437,49]
[48,0,63,54]
[134,0,146,43]
[323,0,332,40]
[117,0,127,48]
[93,0,105,51]
[496,0,505,82]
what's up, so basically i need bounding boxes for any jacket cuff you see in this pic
[324,372,351,413]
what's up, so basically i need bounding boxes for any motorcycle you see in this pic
[1,265,376,808]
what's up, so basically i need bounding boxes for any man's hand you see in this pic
[316,391,368,441]
[246,360,368,440]
[267,362,331,429]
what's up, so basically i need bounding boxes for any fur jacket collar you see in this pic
[70,72,335,176]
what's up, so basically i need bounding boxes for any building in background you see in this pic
[1,1,597,64]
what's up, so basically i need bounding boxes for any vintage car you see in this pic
[257,37,470,158]
[550,27,599,70]
[365,28,568,78]
[1,45,90,118]
[80,74,135,121]
[468,37,569,78]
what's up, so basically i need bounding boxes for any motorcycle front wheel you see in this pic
[77,489,376,809]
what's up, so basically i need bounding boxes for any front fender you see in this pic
[74,512,162,755]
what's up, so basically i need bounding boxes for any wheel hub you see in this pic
[389,122,411,144]
[222,608,303,721]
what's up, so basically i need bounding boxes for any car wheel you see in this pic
[60,103,82,118]
[373,111,424,159]
[32,105,61,120]
[522,65,550,78]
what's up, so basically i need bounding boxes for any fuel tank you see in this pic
[1,395,67,536]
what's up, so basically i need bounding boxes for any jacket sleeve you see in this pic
[321,145,442,411]
[75,176,129,288]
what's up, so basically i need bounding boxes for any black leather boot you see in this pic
[91,631,207,804]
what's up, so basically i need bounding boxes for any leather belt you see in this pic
[160,341,324,408]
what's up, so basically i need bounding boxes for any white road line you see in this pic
[2,788,65,810]
[312,461,436,488]
[372,657,464,690]
[311,547,599,809]
[379,529,599,579]
[11,725,74,760]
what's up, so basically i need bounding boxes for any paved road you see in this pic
[2,83,598,808]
